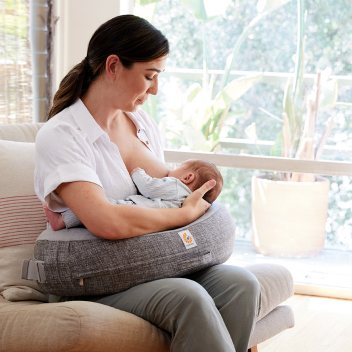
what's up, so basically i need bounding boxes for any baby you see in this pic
[44,159,223,231]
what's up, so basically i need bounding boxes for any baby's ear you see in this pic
[182,173,195,184]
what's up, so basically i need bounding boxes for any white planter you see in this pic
[251,175,330,258]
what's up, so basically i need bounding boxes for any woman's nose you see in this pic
[148,77,158,95]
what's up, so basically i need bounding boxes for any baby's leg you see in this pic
[43,203,65,231]
[61,208,84,229]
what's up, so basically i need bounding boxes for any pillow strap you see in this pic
[21,259,46,283]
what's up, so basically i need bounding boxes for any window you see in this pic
[133,0,352,298]
[0,0,53,124]
[0,0,32,124]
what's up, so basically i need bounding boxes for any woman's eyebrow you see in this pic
[145,68,165,73]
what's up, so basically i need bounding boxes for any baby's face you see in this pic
[168,161,193,181]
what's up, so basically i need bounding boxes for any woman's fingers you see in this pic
[195,179,216,197]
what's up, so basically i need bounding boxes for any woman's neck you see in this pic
[81,78,123,132]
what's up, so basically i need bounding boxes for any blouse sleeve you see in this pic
[34,122,103,212]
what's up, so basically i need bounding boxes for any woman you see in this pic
[34,15,260,352]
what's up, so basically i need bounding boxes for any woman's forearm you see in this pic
[56,179,214,240]
[98,205,192,240]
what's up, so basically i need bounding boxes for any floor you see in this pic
[257,294,352,352]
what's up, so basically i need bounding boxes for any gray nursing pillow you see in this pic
[31,201,235,296]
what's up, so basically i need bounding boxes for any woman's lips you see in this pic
[137,99,146,105]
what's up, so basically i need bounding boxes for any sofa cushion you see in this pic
[0,296,170,352]
[0,140,48,302]
[0,123,44,143]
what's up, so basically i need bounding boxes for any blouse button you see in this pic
[146,141,149,145]
[138,129,140,133]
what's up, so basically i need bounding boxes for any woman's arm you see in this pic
[56,179,215,240]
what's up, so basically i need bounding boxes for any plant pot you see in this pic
[251,174,330,258]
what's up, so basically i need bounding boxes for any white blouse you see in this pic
[34,98,164,212]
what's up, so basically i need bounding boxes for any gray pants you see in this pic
[56,265,261,352]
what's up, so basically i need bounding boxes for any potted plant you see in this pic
[247,0,346,257]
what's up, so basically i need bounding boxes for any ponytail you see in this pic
[47,58,98,120]
[47,15,169,121]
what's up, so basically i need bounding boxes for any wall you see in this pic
[53,0,133,92]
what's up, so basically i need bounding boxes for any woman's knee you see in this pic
[238,268,261,297]
[213,265,261,298]
[166,278,216,310]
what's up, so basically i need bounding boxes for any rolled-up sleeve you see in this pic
[34,122,102,211]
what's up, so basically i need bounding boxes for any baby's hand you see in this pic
[131,167,143,175]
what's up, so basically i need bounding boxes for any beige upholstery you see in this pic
[0,123,295,351]
[249,305,295,347]
[0,123,44,142]
[0,296,170,352]
[0,140,48,302]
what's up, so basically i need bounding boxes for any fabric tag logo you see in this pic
[178,230,197,249]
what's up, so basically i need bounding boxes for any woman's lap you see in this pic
[53,265,260,352]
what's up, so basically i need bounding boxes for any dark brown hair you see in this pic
[186,159,223,204]
[47,15,169,120]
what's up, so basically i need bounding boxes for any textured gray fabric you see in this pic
[248,305,295,348]
[34,201,236,296]
[245,264,294,321]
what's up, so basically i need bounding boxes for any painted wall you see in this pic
[53,0,127,91]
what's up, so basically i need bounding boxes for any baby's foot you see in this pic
[43,203,65,231]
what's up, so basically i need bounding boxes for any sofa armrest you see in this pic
[244,264,294,321]
[0,297,170,352]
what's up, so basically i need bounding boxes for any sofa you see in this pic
[0,123,295,352]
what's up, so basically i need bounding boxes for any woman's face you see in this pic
[112,56,167,112]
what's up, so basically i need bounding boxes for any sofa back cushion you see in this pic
[0,139,48,302]
[0,123,44,143]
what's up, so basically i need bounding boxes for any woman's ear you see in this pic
[182,173,195,184]
[105,55,122,81]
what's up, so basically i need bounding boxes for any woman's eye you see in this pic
[145,76,153,81]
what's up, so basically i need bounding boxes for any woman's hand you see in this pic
[181,179,216,222]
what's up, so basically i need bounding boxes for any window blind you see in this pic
[0,0,32,124]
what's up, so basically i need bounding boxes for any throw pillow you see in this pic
[0,140,48,302]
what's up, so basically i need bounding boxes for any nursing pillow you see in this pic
[29,201,235,296]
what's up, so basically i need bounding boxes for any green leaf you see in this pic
[283,78,295,135]
[320,79,338,109]
[184,83,202,103]
[270,131,283,157]
[245,122,258,142]
[183,126,212,151]
[215,74,263,109]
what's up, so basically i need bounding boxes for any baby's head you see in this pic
[168,159,223,204]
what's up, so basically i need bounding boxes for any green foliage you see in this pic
[145,0,352,248]
[0,0,27,40]
[270,131,283,157]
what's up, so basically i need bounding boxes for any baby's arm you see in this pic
[131,169,179,200]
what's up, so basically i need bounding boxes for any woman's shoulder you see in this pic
[36,106,79,143]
